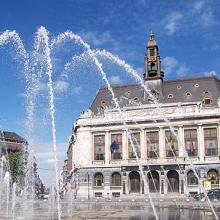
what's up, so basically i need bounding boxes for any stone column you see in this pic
[160,169,165,195]
[198,125,204,161]
[159,127,165,158]
[179,172,185,194]
[104,170,111,197]
[105,131,110,164]
[122,130,127,160]
[141,129,146,159]
[164,171,168,194]
[178,126,184,158]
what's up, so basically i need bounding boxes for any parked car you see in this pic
[194,189,220,200]
[208,189,220,200]
[194,192,205,201]
[37,193,49,199]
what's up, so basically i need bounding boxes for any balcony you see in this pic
[93,160,105,165]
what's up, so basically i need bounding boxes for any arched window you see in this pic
[94,172,104,187]
[167,170,179,192]
[208,169,219,186]
[187,170,198,185]
[151,62,156,71]
[111,172,121,186]
[147,171,160,192]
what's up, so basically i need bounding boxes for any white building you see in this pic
[70,33,220,198]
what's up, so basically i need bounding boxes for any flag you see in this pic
[110,141,118,153]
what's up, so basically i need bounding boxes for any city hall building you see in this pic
[69,33,220,198]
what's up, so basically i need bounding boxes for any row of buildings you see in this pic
[0,130,44,194]
[60,33,220,198]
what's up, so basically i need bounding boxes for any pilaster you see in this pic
[159,127,165,158]
[105,131,110,164]
[122,130,127,160]
[198,125,204,161]
[141,129,146,159]
[178,126,184,158]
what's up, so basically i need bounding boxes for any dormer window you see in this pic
[177,85,181,90]
[167,94,174,99]
[194,84,199,88]
[185,92,192,97]
[100,100,106,109]
[133,97,139,102]
[203,97,212,105]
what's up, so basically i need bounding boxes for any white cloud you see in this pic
[194,1,205,11]
[176,65,190,77]
[200,9,215,26]
[109,75,123,85]
[162,57,178,75]
[54,80,69,93]
[71,86,82,95]
[163,12,183,35]
[203,70,217,76]
[81,31,114,47]
[45,158,59,164]
[193,1,215,27]
[31,140,67,185]
[136,67,144,74]
[16,92,27,99]
[37,82,48,92]
[162,56,189,77]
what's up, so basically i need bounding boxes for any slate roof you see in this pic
[0,131,27,144]
[90,75,220,114]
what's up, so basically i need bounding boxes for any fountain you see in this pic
[0,26,219,220]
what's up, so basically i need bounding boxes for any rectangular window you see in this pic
[184,129,198,157]
[128,132,140,159]
[150,48,154,56]
[112,192,120,197]
[94,135,105,160]
[111,134,122,159]
[95,192,102,197]
[204,128,218,156]
[146,131,159,158]
[165,130,178,157]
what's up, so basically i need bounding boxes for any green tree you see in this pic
[8,152,22,183]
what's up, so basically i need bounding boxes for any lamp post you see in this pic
[88,173,90,200]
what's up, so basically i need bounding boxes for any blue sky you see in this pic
[0,0,220,185]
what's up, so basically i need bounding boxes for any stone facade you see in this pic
[68,33,220,198]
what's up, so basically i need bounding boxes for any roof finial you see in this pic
[150,30,154,39]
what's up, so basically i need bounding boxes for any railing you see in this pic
[111,153,122,160]
[128,152,140,159]
[94,154,105,160]
[205,148,218,156]
[166,150,179,158]
[93,160,105,165]
[185,149,198,157]
[147,151,159,158]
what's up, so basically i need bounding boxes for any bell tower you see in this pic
[144,31,164,81]
[143,32,164,98]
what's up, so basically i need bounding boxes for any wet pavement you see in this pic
[1,197,220,219]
